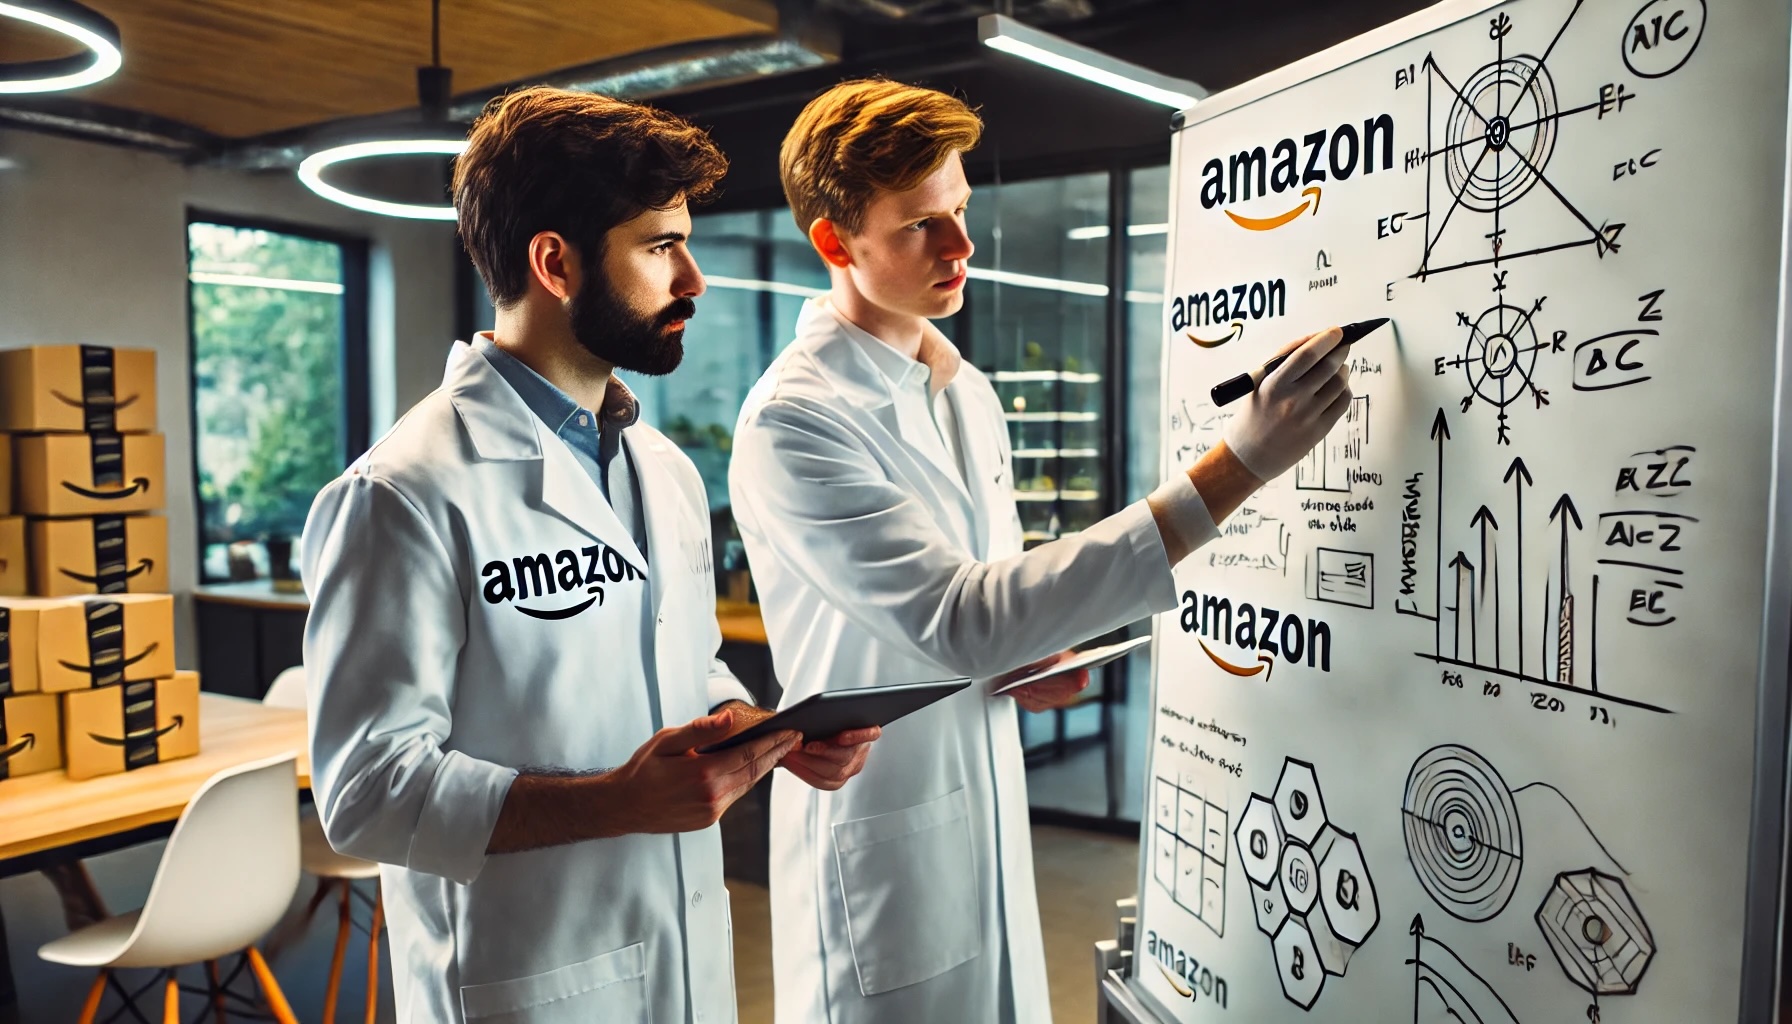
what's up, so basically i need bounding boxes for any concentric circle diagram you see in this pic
[1401,745,1523,922]
[1463,303,1544,411]
[1439,298,1553,444]
[1444,55,1559,212]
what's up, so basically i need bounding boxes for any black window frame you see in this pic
[184,209,371,584]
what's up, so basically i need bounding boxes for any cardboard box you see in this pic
[0,594,174,694]
[0,345,157,434]
[14,433,165,517]
[29,515,168,597]
[0,597,85,695]
[0,517,22,597]
[0,692,61,780]
[0,432,11,513]
[62,671,198,780]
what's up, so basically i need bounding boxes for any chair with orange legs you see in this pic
[38,754,302,1024]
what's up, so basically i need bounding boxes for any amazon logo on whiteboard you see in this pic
[1196,114,1396,230]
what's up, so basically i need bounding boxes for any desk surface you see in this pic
[0,694,310,862]
[193,580,311,611]
[716,599,767,646]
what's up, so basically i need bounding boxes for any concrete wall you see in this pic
[0,128,457,663]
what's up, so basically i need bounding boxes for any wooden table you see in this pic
[715,599,767,646]
[0,694,311,866]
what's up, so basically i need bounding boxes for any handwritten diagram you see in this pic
[1235,758,1379,1010]
[1537,868,1655,997]
[1137,0,1767,1020]
[1152,768,1229,938]
[1401,745,1525,922]
[1409,914,1525,1024]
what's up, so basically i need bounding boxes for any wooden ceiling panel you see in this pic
[0,0,778,137]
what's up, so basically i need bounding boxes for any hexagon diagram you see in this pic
[1536,868,1654,996]
[1233,757,1379,1010]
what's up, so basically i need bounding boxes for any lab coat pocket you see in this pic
[459,942,649,1023]
[831,787,982,995]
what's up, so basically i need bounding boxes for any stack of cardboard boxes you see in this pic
[0,345,200,783]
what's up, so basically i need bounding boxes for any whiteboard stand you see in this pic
[1095,894,1172,1024]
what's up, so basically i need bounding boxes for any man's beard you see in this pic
[567,266,695,377]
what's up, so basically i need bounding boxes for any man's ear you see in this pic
[527,231,582,300]
[808,218,853,269]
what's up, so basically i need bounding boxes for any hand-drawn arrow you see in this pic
[1430,410,1451,654]
[1549,494,1583,683]
[1471,505,1499,668]
[1449,551,1475,661]
[1503,457,1532,678]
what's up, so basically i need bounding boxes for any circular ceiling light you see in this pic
[298,133,466,221]
[0,1,123,95]
[296,0,465,220]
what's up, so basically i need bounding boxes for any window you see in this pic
[187,217,368,581]
[632,208,826,513]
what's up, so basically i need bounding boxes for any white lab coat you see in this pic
[730,300,1205,1024]
[302,341,752,1024]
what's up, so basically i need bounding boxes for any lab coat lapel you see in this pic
[945,383,1007,560]
[446,346,645,564]
[803,302,979,539]
[621,428,693,616]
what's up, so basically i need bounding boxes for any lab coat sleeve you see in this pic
[708,658,756,711]
[731,398,1186,680]
[705,601,755,710]
[301,472,517,886]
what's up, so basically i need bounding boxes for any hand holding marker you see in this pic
[1215,319,1390,483]
[1210,318,1390,406]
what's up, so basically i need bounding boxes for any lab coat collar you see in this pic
[792,298,981,527]
[444,341,647,566]
[804,298,964,398]
[444,341,543,463]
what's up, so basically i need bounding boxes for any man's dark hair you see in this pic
[453,87,728,307]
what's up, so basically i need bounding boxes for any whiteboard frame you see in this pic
[1126,1,1792,1021]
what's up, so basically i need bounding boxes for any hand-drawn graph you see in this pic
[1234,758,1379,1010]
[1397,410,1673,714]
[1295,395,1370,492]
[1152,769,1228,937]
[1537,868,1655,996]
[1409,914,1524,1024]
[1402,745,1525,922]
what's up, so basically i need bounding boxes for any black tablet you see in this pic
[698,678,972,753]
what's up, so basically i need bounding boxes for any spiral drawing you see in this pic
[1401,744,1523,922]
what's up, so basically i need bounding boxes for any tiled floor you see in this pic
[730,824,1141,1024]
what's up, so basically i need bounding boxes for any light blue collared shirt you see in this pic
[474,334,647,560]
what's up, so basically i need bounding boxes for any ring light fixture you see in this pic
[0,0,123,94]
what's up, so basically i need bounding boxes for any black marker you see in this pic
[1209,318,1390,407]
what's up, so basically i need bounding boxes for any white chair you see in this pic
[38,753,303,1024]
[263,664,386,1024]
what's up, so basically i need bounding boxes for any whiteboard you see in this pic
[1130,1,1792,1022]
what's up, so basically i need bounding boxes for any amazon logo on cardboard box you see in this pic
[63,671,199,780]
[29,515,168,597]
[0,595,175,694]
[0,345,157,435]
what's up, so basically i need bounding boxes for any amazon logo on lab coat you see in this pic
[480,543,646,621]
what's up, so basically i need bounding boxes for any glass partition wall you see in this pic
[457,160,1175,828]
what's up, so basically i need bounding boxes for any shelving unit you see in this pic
[994,369,1105,550]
